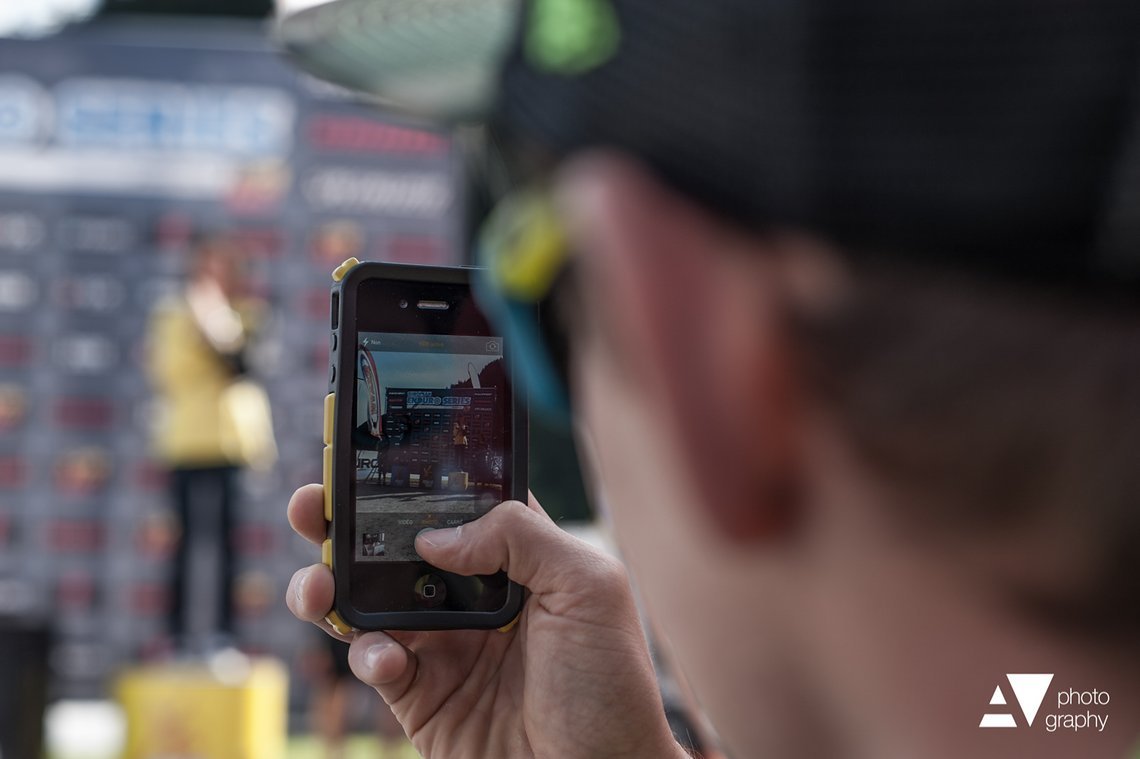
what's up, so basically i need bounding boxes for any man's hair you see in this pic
[797,259,1140,635]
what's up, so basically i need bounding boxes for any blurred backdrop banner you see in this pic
[0,14,463,700]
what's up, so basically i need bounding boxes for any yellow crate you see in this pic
[116,657,288,759]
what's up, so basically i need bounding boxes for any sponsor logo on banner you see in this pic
[55,447,112,495]
[49,519,105,552]
[56,276,126,313]
[56,78,295,155]
[0,75,50,144]
[303,167,452,217]
[233,523,275,555]
[0,271,36,312]
[0,456,27,488]
[54,398,116,430]
[0,335,33,367]
[60,216,135,254]
[306,115,447,156]
[56,573,99,610]
[0,211,45,251]
[54,334,118,373]
[129,582,168,615]
[0,384,27,431]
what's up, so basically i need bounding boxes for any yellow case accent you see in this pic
[322,445,333,522]
[323,393,335,446]
[319,538,353,634]
[331,257,360,282]
[325,610,352,636]
[319,379,351,636]
[497,613,522,634]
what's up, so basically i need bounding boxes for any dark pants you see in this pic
[167,465,239,642]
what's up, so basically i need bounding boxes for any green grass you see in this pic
[50,734,419,759]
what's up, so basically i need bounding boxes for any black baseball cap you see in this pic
[278,0,1140,287]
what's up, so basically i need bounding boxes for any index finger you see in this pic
[287,483,328,545]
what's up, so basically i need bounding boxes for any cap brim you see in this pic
[275,0,518,122]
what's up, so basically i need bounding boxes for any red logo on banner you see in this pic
[56,573,98,610]
[0,385,27,431]
[0,456,27,489]
[130,582,168,615]
[132,460,168,493]
[55,448,112,495]
[233,522,275,555]
[49,519,105,552]
[306,116,447,156]
[0,335,32,367]
[54,398,116,430]
[135,514,176,558]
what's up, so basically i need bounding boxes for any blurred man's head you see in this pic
[554,152,1139,757]
[284,0,1140,754]
[485,2,1140,756]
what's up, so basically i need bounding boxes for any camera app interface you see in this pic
[353,332,506,563]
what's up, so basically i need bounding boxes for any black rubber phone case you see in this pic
[322,259,526,632]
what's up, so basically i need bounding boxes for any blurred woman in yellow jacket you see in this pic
[147,235,275,652]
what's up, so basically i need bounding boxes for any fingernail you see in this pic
[364,642,393,673]
[293,571,307,609]
[417,525,460,549]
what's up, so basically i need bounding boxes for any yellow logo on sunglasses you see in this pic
[481,190,568,302]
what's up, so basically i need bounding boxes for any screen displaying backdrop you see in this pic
[0,17,463,697]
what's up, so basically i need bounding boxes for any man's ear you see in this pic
[557,153,804,544]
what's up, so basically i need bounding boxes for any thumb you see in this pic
[415,500,616,596]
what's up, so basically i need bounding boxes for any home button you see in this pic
[415,574,446,607]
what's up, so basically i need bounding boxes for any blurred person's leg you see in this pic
[218,465,239,641]
[169,465,238,652]
[166,468,193,647]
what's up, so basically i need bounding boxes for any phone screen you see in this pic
[340,271,518,618]
[352,332,506,563]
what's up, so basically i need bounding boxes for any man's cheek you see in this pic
[574,349,656,525]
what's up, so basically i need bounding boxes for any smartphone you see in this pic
[322,260,526,631]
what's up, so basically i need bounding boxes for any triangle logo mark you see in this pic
[1006,674,1054,727]
[989,686,1007,706]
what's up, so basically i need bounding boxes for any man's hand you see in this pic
[286,485,684,759]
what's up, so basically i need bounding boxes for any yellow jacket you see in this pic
[147,296,276,469]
